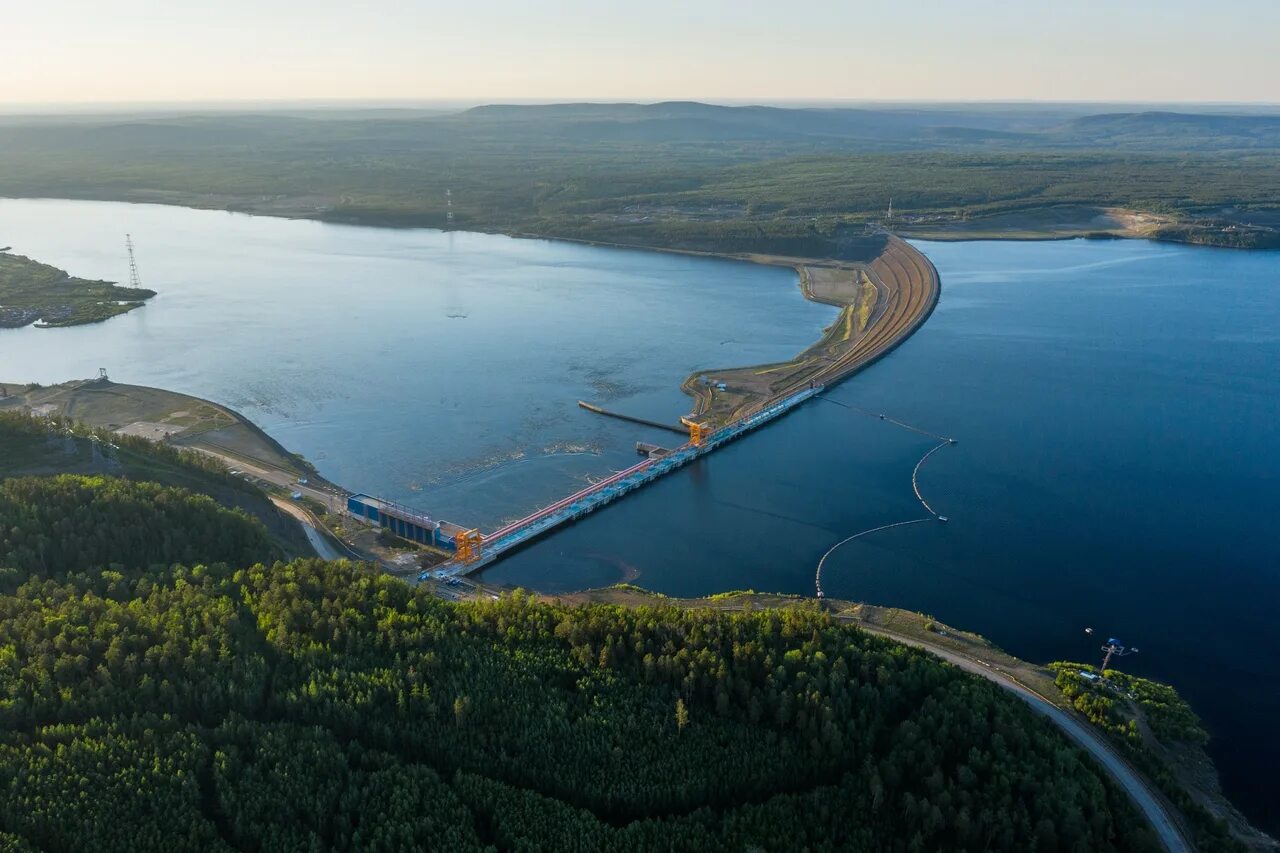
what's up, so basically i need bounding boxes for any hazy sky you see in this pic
[5,0,1278,105]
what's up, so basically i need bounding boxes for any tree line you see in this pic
[0,474,1167,851]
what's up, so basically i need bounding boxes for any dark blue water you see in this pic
[3,199,1276,832]
[485,239,1280,833]
[0,199,829,528]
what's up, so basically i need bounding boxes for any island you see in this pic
[0,250,155,328]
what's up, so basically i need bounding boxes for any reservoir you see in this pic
[0,198,832,528]
[1,198,1277,832]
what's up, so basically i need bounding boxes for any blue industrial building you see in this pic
[346,494,456,549]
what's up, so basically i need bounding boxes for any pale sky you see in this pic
[4,0,1278,106]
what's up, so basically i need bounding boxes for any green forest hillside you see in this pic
[0,473,1164,852]
[0,410,309,555]
[2,104,1279,251]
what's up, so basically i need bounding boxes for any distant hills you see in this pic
[5,100,1280,153]
[1,100,1277,251]
[1049,110,1280,148]
[448,101,1280,151]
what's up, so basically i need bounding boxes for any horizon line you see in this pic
[4,96,1280,115]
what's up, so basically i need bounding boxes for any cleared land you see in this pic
[0,407,312,557]
[0,378,445,570]
[0,378,336,503]
[682,236,940,424]
[895,205,1171,241]
[0,251,154,328]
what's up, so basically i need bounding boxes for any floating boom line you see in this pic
[813,399,956,598]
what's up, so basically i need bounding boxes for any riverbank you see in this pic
[0,377,328,490]
[677,236,939,425]
[3,202,1276,836]
[0,378,465,573]
[3,365,1272,849]
[0,250,154,328]
[550,585,1275,852]
[0,404,314,558]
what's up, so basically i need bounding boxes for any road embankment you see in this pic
[682,236,940,425]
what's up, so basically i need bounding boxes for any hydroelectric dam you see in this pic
[344,236,941,580]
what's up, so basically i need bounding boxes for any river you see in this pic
[0,198,831,527]
[1,198,1277,832]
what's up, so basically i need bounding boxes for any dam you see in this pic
[346,235,942,578]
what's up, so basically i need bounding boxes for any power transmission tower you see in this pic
[1099,637,1139,671]
[125,234,142,289]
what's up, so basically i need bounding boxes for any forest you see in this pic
[1,104,1278,253]
[0,251,154,329]
[0,472,1174,851]
[0,410,310,555]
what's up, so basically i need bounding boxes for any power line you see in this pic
[125,234,142,289]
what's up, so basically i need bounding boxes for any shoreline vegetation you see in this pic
[0,251,155,328]
[2,103,1280,257]
[565,586,1276,852]
[1,101,1277,845]
[0,534,1170,852]
[3,385,1275,848]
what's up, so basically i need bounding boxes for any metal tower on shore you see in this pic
[1099,637,1139,671]
[125,234,142,289]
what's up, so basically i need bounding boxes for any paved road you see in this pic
[269,496,348,560]
[856,623,1191,853]
[188,445,342,508]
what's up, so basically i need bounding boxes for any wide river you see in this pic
[1,198,1277,832]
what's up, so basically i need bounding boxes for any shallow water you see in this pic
[2,199,1277,832]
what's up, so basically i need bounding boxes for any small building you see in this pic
[347,493,453,549]
[1079,671,1100,682]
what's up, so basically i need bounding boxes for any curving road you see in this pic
[853,622,1192,853]
[270,495,354,561]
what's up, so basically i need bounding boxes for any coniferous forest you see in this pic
[0,474,1162,851]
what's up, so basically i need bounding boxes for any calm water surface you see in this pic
[0,198,830,527]
[488,237,1280,833]
[1,199,1277,832]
